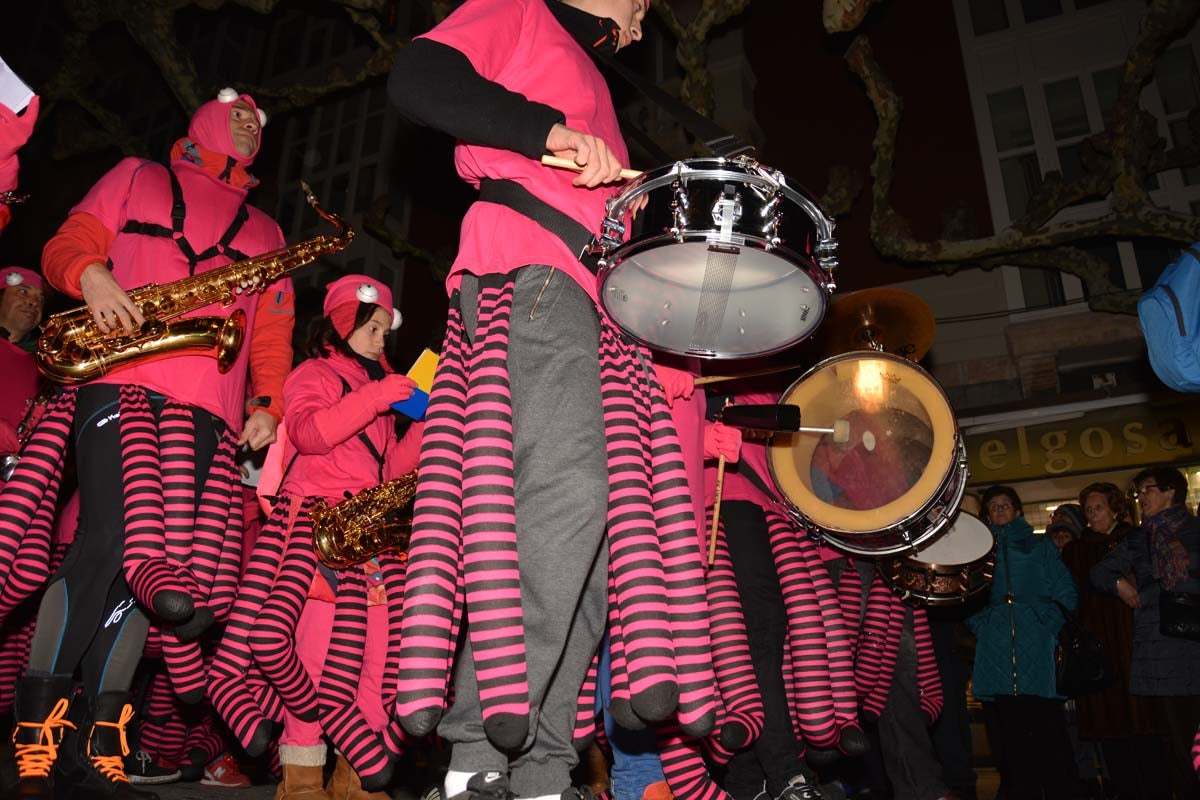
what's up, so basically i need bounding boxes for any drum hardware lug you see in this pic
[671,179,689,240]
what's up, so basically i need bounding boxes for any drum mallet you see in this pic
[706,406,849,566]
[717,404,851,442]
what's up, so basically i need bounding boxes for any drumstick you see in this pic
[708,454,727,567]
[695,363,807,386]
[541,155,642,181]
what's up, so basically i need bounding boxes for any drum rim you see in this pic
[596,235,831,359]
[767,351,959,535]
[604,158,836,251]
[899,512,995,570]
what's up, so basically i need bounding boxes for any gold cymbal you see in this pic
[819,287,936,361]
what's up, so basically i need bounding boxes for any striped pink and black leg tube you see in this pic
[378,551,410,761]
[459,278,530,752]
[572,649,600,751]
[642,352,714,738]
[318,565,392,791]
[137,666,188,763]
[249,510,320,721]
[861,592,906,722]
[0,389,76,622]
[0,619,32,713]
[156,404,208,701]
[911,607,943,723]
[599,327,676,725]
[855,575,893,702]
[395,302,469,737]
[119,387,194,625]
[208,501,291,755]
[191,432,241,617]
[837,559,863,657]
[656,721,732,800]
[183,703,227,767]
[605,570,641,732]
[781,643,805,751]
[798,537,862,752]
[765,509,837,749]
[703,514,763,763]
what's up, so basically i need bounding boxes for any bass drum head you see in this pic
[600,239,827,359]
[768,352,958,538]
[909,511,993,568]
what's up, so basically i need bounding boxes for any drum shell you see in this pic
[598,158,835,359]
[881,513,996,606]
[767,352,967,556]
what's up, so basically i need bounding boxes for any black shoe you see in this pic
[123,751,180,786]
[778,776,845,800]
[448,772,513,800]
[9,674,75,800]
[174,748,207,783]
[54,692,159,800]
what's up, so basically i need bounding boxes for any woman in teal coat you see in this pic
[967,485,1078,800]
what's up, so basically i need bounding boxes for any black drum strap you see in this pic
[478,178,601,274]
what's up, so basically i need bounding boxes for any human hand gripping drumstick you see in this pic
[541,155,642,182]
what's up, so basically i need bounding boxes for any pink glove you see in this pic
[358,373,416,413]
[654,363,695,408]
[0,96,39,162]
[703,421,741,463]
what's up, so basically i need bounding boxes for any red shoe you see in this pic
[200,752,252,788]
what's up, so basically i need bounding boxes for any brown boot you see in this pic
[325,753,389,800]
[275,763,332,800]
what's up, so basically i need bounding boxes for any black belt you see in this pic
[478,178,602,274]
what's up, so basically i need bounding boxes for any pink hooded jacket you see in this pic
[280,350,423,505]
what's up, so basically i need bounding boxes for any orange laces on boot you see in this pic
[87,703,134,783]
[12,697,76,778]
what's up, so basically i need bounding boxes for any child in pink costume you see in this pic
[274,274,422,800]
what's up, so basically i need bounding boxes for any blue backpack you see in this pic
[1139,245,1200,392]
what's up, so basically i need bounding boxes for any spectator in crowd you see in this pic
[968,485,1078,800]
[1092,468,1200,800]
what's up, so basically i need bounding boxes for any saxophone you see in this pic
[36,182,354,385]
[310,471,419,569]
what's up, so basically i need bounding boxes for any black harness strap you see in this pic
[120,164,251,275]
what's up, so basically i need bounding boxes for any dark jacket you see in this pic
[1091,506,1200,696]
[967,517,1077,701]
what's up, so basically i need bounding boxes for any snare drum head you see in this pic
[908,512,993,567]
[768,352,957,534]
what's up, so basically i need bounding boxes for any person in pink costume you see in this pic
[7,88,293,800]
[270,274,422,800]
[0,96,39,235]
[0,267,45,464]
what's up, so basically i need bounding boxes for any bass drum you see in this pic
[767,352,966,556]
[596,156,837,360]
[880,512,995,606]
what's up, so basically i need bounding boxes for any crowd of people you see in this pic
[0,2,1197,800]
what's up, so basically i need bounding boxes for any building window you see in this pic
[1021,0,1062,24]
[1092,65,1122,128]
[968,0,1009,36]
[989,87,1043,219]
[1158,45,1200,185]
[1044,77,1091,182]
[1132,238,1179,289]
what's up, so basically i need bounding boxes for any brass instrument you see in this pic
[36,182,354,385]
[310,471,419,569]
[0,191,30,205]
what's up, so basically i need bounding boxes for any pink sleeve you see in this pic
[0,421,17,455]
[284,362,382,456]
[419,0,527,80]
[385,421,424,481]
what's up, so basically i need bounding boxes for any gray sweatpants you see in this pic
[441,266,610,798]
[878,615,951,800]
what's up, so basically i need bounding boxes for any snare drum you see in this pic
[596,156,837,360]
[881,512,995,606]
[767,352,967,556]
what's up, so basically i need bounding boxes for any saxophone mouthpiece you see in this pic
[300,180,316,203]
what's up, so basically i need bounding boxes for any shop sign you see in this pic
[965,398,1200,484]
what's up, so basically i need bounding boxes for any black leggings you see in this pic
[27,384,221,696]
